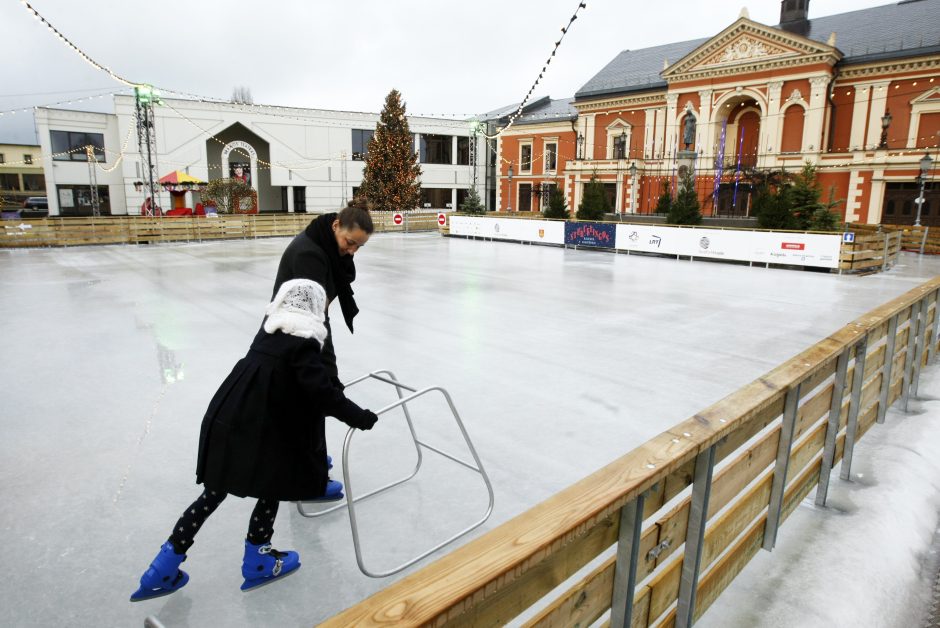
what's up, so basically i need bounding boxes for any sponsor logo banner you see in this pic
[564,222,617,248]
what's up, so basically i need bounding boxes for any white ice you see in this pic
[1,233,938,627]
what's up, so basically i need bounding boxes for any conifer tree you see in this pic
[667,169,703,225]
[459,187,485,214]
[543,186,569,219]
[360,89,422,211]
[576,172,610,221]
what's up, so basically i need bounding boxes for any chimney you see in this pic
[780,0,809,36]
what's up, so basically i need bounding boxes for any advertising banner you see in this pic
[614,224,841,268]
[449,216,564,244]
[564,222,617,248]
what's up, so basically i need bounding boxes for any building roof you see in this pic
[574,0,940,101]
[515,97,578,126]
[480,95,577,127]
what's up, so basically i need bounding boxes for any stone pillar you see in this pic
[865,81,892,150]
[664,93,679,160]
[849,83,873,151]
[761,81,784,168]
[644,108,656,159]
[585,114,596,160]
[802,75,831,162]
[697,89,714,162]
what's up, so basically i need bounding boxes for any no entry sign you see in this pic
[393,213,403,225]
[438,213,446,226]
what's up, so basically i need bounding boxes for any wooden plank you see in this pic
[522,561,654,628]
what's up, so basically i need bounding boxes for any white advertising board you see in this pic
[449,216,564,245]
[614,224,841,269]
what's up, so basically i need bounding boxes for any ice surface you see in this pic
[1,233,939,627]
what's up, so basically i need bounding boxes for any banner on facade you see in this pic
[564,222,617,248]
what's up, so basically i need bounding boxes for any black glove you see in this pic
[352,410,378,431]
[331,376,346,392]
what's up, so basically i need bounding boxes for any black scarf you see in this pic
[306,213,359,333]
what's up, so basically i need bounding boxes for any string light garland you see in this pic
[11,1,936,184]
[1,88,129,118]
[479,1,588,140]
[19,1,136,87]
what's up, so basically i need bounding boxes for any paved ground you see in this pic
[2,233,939,627]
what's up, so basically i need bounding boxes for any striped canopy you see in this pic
[158,170,206,185]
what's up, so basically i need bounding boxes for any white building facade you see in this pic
[35,95,486,216]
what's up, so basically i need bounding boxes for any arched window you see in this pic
[780,104,805,153]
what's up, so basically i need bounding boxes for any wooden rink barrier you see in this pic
[0,211,444,249]
[321,277,940,627]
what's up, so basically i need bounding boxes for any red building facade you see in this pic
[494,1,940,225]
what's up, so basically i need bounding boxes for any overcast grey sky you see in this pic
[1,0,892,144]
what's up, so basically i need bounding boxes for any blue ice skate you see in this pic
[327,454,333,470]
[307,478,343,502]
[130,541,189,602]
[240,540,301,591]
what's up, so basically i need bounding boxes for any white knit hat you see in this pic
[263,279,328,343]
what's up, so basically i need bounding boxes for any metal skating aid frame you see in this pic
[296,370,495,578]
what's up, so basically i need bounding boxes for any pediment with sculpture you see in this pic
[663,17,840,81]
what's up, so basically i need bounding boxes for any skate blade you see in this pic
[130,585,182,602]
[300,492,344,504]
[240,563,301,592]
[130,571,189,602]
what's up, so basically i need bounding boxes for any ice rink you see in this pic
[2,232,940,627]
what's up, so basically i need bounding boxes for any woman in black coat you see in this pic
[272,201,375,387]
[131,279,378,602]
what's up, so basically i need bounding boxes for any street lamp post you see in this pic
[577,133,584,160]
[879,110,892,150]
[507,162,514,212]
[914,152,933,227]
[619,129,627,160]
[629,161,638,214]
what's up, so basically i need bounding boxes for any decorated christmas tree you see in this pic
[360,89,422,211]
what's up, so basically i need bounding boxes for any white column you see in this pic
[655,107,667,159]
[844,170,865,222]
[452,136,458,165]
[762,81,784,168]
[867,169,886,224]
[665,94,679,159]
[865,81,892,150]
[495,134,503,210]
[804,76,831,161]
[451,188,457,211]
[585,114,596,161]
[849,83,873,151]
[644,108,656,159]
[287,187,295,213]
[697,90,714,162]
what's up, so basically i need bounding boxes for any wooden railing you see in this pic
[850,223,939,255]
[841,226,902,273]
[322,277,940,627]
[0,211,443,248]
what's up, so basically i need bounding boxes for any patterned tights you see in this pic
[168,488,279,554]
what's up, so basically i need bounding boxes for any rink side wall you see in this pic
[321,276,940,627]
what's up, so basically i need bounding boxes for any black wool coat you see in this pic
[273,214,343,380]
[195,328,369,501]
